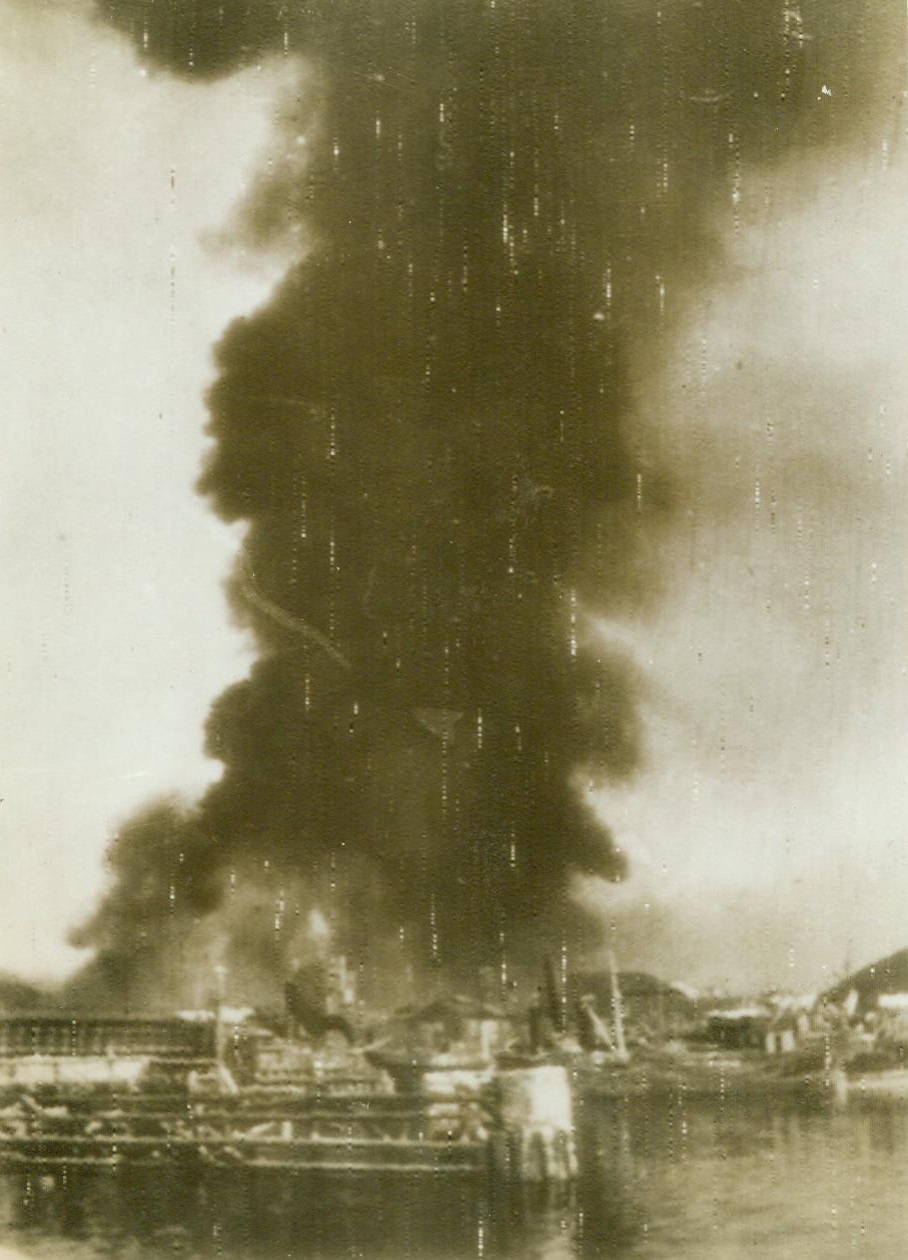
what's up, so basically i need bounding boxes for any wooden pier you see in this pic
[0,1040,579,1184]
[0,1092,490,1177]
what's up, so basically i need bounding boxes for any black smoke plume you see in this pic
[74,0,900,1004]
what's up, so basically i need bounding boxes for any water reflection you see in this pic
[2,1097,908,1259]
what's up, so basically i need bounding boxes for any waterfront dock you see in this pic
[0,1060,578,1183]
[0,1090,491,1176]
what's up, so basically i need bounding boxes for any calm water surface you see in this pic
[1,1097,906,1260]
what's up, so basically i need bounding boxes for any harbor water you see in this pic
[1,1094,906,1260]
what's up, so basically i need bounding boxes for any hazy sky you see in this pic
[584,145,908,989]
[1,0,906,992]
[0,0,290,976]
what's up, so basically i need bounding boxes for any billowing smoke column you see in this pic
[75,0,897,1004]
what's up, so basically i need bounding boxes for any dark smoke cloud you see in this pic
[77,0,899,1001]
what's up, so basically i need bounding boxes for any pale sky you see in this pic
[0,0,292,977]
[585,144,908,990]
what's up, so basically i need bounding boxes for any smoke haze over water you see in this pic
[72,0,904,1003]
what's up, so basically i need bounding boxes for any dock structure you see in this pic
[488,1065,578,1182]
[0,1009,579,1185]
[0,1063,578,1184]
[0,1091,489,1177]
[0,1018,213,1059]
[0,1017,215,1091]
